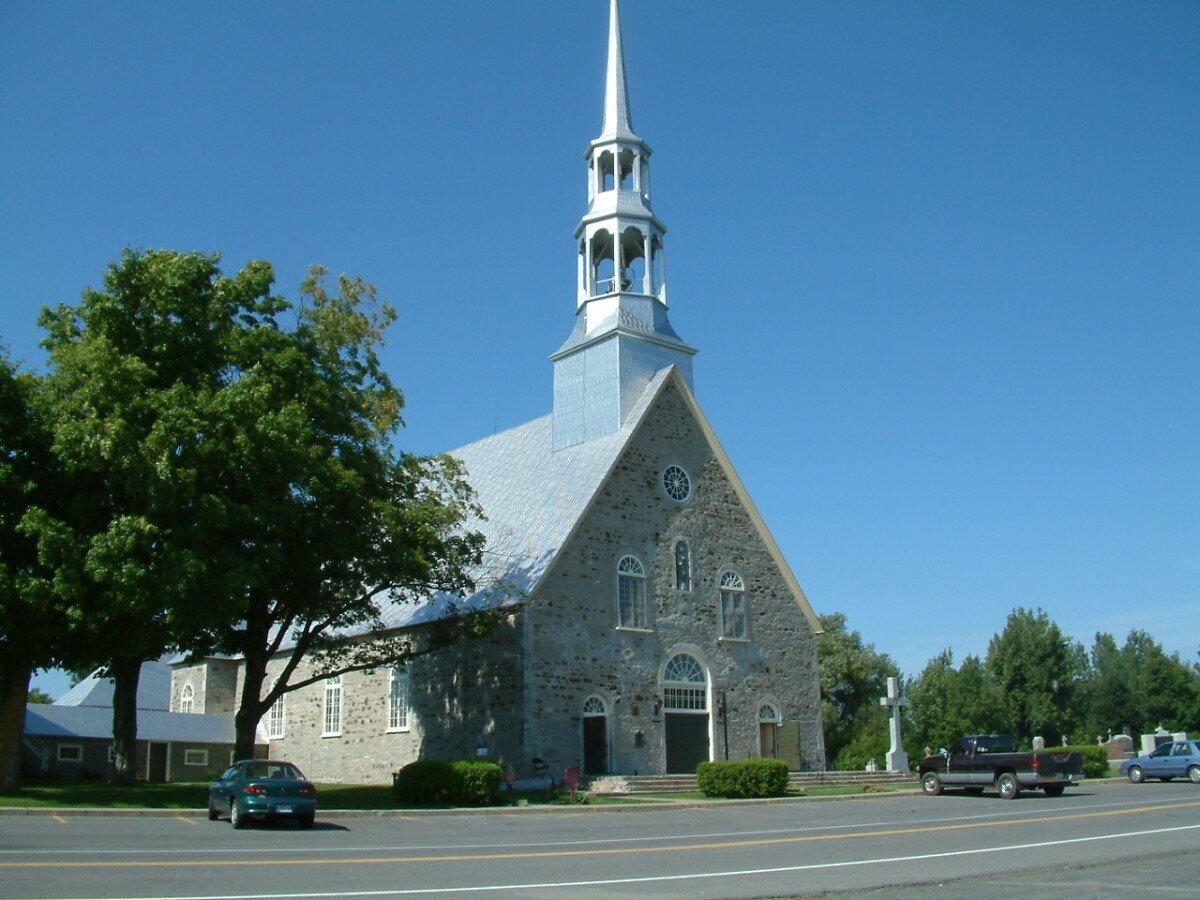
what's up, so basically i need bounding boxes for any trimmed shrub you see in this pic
[697,759,789,798]
[392,759,504,805]
[1059,745,1109,779]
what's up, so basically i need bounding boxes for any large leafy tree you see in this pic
[0,353,64,791]
[817,613,899,769]
[184,267,487,759]
[27,250,278,780]
[908,650,1003,754]
[984,607,1087,744]
[1119,630,1200,736]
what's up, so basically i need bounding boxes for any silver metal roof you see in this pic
[53,655,173,710]
[26,703,238,744]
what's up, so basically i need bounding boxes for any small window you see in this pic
[662,465,691,502]
[57,744,83,762]
[323,676,343,736]
[674,540,691,592]
[179,683,194,714]
[758,703,780,723]
[266,687,286,740]
[388,666,410,731]
[582,695,606,717]
[719,570,748,640]
[616,555,648,629]
[107,744,115,763]
[184,749,209,767]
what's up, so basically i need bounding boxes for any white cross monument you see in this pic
[879,676,909,772]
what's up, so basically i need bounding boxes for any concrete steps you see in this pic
[589,770,917,795]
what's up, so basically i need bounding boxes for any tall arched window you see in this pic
[322,676,342,737]
[674,540,691,592]
[179,684,194,714]
[617,555,647,629]
[719,570,748,640]
[266,684,285,739]
[388,665,410,731]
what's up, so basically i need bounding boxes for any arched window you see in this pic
[266,684,285,739]
[388,665,410,731]
[179,683,194,714]
[590,228,615,295]
[617,555,648,629]
[719,570,748,640]
[674,540,691,592]
[582,695,606,717]
[662,653,707,711]
[758,703,780,723]
[618,148,636,190]
[322,676,342,737]
[599,150,615,191]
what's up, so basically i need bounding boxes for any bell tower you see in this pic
[552,0,697,451]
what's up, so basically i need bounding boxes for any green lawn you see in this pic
[0,779,915,809]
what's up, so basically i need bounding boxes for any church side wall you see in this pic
[261,617,525,784]
[525,384,825,776]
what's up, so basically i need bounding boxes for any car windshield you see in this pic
[243,762,304,781]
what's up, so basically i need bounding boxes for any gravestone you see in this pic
[1032,736,1045,750]
[865,759,878,772]
[878,676,909,772]
[1172,732,1188,742]
[1101,734,1134,760]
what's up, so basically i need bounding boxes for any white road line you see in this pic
[0,793,1185,857]
[46,822,1200,899]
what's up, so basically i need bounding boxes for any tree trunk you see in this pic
[0,660,33,793]
[110,657,142,783]
[234,661,267,762]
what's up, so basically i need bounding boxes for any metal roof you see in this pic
[53,655,173,710]
[25,703,238,744]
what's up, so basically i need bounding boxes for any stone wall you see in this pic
[170,664,206,714]
[170,659,239,715]
[524,382,825,776]
[261,617,524,784]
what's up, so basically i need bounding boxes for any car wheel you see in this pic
[231,800,244,830]
[996,772,1020,800]
[1043,785,1066,797]
[1128,765,1145,784]
[1188,765,1200,785]
[207,800,219,821]
[921,771,943,796]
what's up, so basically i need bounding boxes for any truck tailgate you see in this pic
[1035,751,1083,776]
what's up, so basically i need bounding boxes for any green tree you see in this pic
[1081,632,1136,740]
[1121,630,1200,735]
[176,266,488,759]
[27,249,277,781]
[26,688,53,705]
[985,607,1086,744]
[0,353,64,791]
[817,613,899,769]
[908,650,1003,753]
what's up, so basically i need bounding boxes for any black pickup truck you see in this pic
[917,734,1083,800]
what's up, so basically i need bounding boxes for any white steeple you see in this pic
[551,0,696,451]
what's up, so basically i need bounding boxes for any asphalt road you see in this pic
[1,781,1198,899]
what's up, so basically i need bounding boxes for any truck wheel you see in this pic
[996,772,1020,800]
[1188,765,1200,785]
[1128,765,1145,784]
[1043,785,1066,797]
[921,771,944,796]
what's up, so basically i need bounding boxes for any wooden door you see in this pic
[583,717,608,775]
[665,714,709,774]
[759,722,778,758]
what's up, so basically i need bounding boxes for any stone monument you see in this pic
[879,676,909,772]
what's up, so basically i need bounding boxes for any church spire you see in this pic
[600,0,637,141]
[550,0,696,451]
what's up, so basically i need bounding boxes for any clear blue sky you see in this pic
[3,1,1197,700]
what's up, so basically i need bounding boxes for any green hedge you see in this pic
[393,759,504,806]
[1059,745,1109,779]
[697,759,789,798]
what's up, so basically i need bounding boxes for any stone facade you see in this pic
[170,659,239,715]
[523,383,824,776]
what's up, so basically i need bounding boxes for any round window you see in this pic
[662,465,691,502]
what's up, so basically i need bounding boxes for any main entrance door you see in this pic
[662,653,710,774]
[147,742,168,782]
[582,696,608,775]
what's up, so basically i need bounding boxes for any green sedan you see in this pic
[208,759,317,829]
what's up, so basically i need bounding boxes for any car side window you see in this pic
[222,766,239,780]
[1172,743,1191,757]
[1151,744,1172,758]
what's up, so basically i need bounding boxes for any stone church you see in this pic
[171,0,826,784]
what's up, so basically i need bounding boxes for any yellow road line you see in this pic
[174,816,198,827]
[6,798,1199,871]
[50,814,67,826]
